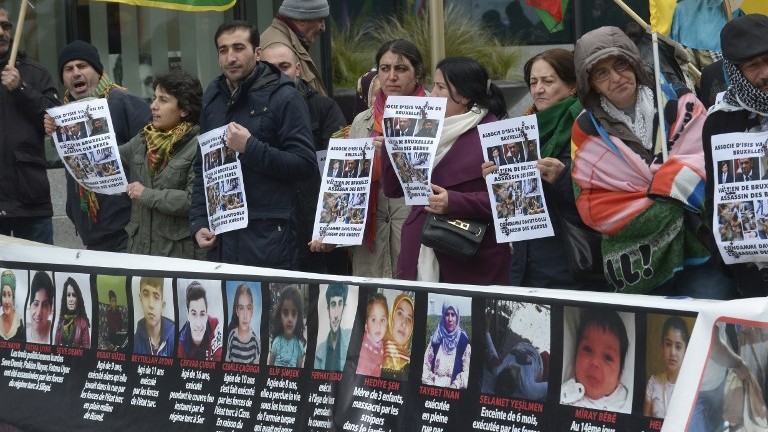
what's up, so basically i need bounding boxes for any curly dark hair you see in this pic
[59,277,89,320]
[152,70,203,124]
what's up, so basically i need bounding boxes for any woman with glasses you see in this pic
[570,26,734,298]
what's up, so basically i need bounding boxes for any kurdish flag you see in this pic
[525,0,571,32]
[92,0,235,12]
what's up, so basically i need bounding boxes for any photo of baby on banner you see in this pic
[421,294,472,389]
[382,95,447,205]
[47,98,128,195]
[711,131,768,265]
[356,289,415,380]
[197,125,248,235]
[313,138,374,246]
[478,115,553,243]
[560,307,635,414]
[267,283,308,369]
[482,301,549,401]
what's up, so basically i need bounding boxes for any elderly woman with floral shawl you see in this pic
[422,302,471,389]
[570,27,734,297]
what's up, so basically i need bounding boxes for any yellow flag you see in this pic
[649,0,677,34]
[740,0,768,15]
[91,0,235,12]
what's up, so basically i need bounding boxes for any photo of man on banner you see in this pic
[132,276,175,357]
[314,283,357,372]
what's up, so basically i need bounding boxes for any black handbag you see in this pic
[420,214,488,259]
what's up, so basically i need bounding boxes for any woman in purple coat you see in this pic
[382,57,511,284]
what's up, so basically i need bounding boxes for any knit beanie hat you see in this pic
[279,0,329,20]
[58,40,104,81]
[1,270,15,298]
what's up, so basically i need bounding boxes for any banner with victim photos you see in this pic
[478,115,554,243]
[0,238,761,432]
[710,131,768,265]
[383,96,447,206]
[198,126,248,235]
[47,99,128,195]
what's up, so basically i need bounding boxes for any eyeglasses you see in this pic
[0,22,12,32]
[591,58,630,82]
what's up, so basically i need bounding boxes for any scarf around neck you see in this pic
[61,313,76,345]
[536,95,583,158]
[723,59,768,117]
[144,122,193,178]
[599,85,655,149]
[434,107,487,167]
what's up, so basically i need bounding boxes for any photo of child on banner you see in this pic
[96,275,129,352]
[482,301,549,401]
[224,281,261,364]
[197,125,248,235]
[478,115,554,243]
[314,283,358,372]
[313,138,374,246]
[267,284,308,368]
[382,96,447,205]
[356,288,415,380]
[47,98,129,195]
[176,279,223,361]
[643,313,694,419]
[422,294,472,389]
[131,276,175,357]
[560,307,635,414]
[711,131,768,265]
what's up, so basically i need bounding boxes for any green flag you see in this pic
[93,0,235,12]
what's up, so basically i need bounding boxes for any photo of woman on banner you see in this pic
[176,279,223,361]
[314,284,358,372]
[381,292,415,381]
[1,269,26,342]
[422,295,472,389]
[225,281,261,364]
[27,271,54,344]
[482,301,549,401]
[132,276,175,357]
[268,284,307,368]
[96,275,129,351]
[357,292,388,377]
[54,274,92,348]
[560,307,634,413]
[643,314,692,418]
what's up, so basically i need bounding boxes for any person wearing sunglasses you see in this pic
[570,26,734,299]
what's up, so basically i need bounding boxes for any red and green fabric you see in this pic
[525,0,570,32]
[92,0,235,11]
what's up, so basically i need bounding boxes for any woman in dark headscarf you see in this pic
[422,301,471,389]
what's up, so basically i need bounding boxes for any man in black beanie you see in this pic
[260,0,329,96]
[44,40,150,252]
[702,14,768,298]
[0,5,59,244]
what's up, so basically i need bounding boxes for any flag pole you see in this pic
[609,0,701,80]
[651,32,669,161]
[9,0,29,66]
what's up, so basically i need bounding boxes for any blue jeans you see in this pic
[649,261,736,300]
[0,217,53,245]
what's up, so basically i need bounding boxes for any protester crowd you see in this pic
[2,0,768,299]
